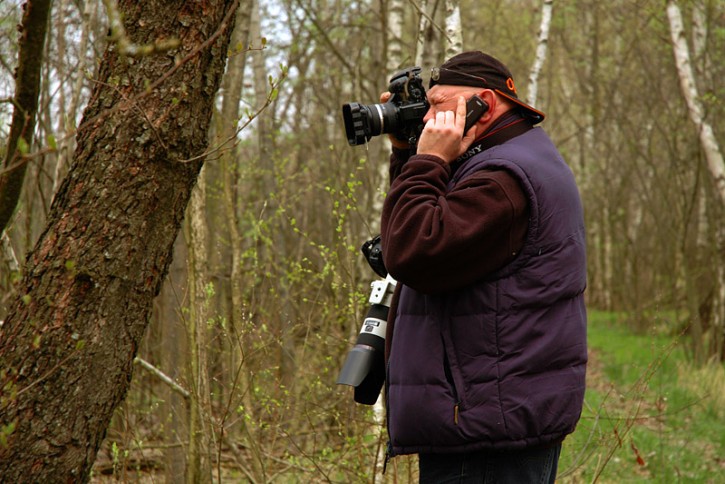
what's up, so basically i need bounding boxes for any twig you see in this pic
[134,357,190,399]
[177,69,287,164]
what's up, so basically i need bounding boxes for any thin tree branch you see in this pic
[134,357,190,399]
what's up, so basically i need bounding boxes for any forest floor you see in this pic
[90,313,725,483]
[558,314,725,483]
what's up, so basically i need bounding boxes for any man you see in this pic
[379,51,587,483]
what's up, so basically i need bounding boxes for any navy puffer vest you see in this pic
[387,127,587,455]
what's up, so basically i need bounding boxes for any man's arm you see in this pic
[381,155,528,294]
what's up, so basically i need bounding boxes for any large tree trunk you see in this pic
[0,0,239,480]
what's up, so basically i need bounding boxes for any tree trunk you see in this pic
[157,238,189,484]
[214,1,256,476]
[414,0,441,70]
[0,0,52,236]
[53,0,97,195]
[0,0,239,480]
[443,0,462,58]
[386,0,406,71]
[185,165,213,483]
[667,0,725,360]
[667,0,725,206]
[526,0,553,107]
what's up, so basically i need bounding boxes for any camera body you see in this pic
[342,67,429,146]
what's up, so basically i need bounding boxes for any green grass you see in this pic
[558,311,725,483]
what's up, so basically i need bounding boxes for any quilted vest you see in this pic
[387,127,587,455]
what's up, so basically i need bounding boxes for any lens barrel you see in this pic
[342,102,400,146]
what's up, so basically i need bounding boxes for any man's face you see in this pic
[423,85,483,124]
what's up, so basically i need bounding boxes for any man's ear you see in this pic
[477,89,497,125]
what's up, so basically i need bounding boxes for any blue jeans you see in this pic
[418,444,562,484]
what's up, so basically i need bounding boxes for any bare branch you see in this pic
[134,357,190,399]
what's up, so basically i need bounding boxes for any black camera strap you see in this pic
[451,112,533,170]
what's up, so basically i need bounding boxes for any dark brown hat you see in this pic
[429,51,545,123]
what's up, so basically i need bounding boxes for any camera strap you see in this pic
[451,113,533,169]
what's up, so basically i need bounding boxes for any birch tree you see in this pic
[667,0,725,361]
[666,1,725,206]
[443,0,462,58]
[414,0,442,70]
[386,0,406,71]
[526,0,553,107]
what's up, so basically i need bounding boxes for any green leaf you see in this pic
[16,138,29,155]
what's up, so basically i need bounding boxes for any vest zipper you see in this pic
[442,336,461,425]
[383,360,393,473]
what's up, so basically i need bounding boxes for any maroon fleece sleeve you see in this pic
[381,153,529,294]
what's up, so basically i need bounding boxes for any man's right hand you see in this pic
[416,96,476,164]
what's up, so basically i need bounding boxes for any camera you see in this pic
[342,67,429,147]
[360,235,386,279]
[336,236,396,405]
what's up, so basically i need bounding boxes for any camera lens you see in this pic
[342,103,368,145]
[342,102,400,146]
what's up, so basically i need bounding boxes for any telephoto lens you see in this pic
[336,275,397,404]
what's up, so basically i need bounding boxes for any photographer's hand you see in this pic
[417,96,476,163]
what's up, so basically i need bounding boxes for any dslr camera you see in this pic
[342,67,429,147]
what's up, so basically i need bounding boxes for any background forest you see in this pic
[0,0,724,482]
